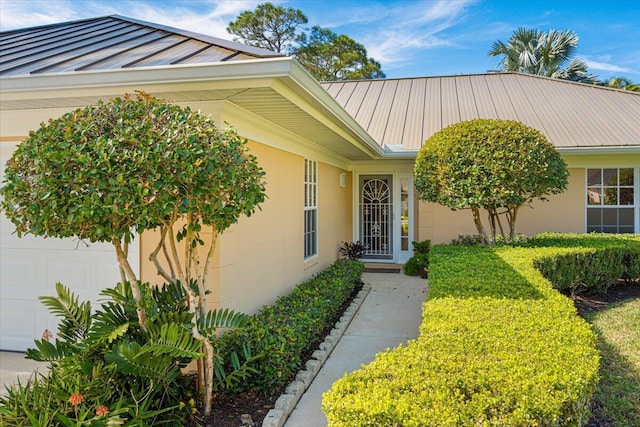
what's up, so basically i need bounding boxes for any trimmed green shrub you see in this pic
[217,259,364,393]
[321,234,632,426]
[403,253,429,276]
[404,240,431,276]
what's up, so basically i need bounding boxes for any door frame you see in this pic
[353,170,414,263]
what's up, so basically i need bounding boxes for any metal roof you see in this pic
[321,73,640,150]
[0,15,282,77]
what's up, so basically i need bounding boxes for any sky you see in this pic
[1,0,639,82]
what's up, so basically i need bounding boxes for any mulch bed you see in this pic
[188,282,363,427]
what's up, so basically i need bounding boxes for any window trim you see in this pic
[304,159,318,260]
[585,167,639,234]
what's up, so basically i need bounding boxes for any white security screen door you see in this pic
[359,175,393,259]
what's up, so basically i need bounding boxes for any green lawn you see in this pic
[587,298,640,426]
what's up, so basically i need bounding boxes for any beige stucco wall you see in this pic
[418,168,587,244]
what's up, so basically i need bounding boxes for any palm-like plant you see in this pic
[489,27,597,83]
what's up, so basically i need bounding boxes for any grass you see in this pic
[587,298,640,426]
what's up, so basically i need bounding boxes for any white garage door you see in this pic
[1,142,139,351]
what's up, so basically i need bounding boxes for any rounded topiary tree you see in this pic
[414,119,568,244]
[0,92,266,414]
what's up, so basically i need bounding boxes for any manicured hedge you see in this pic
[217,258,364,393]
[322,234,638,426]
[530,233,640,294]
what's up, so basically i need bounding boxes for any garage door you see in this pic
[1,142,139,351]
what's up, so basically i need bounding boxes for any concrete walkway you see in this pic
[0,272,428,427]
[0,351,46,395]
[283,272,428,427]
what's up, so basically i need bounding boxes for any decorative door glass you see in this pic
[359,176,393,258]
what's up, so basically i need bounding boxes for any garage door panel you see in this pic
[0,298,42,351]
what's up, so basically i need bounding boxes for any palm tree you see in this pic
[603,76,640,92]
[489,28,597,83]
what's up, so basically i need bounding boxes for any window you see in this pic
[586,168,637,233]
[304,159,317,259]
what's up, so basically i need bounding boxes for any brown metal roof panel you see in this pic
[521,77,579,147]
[178,45,238,64]
[1,27,154,75]
[77,33,178,70]
[0,18,116,51]
[0,20,130,62]
[343,81,372,119]
[321,82,342,98]
[423,77,442,139]
[353,79,385,130]
[455,76,479,121]
[403,78,426,150]
[497,74,546,132]
[467,75,498,119]
[333,81,358,106]
[382,79,412,146]
[367,80,398,144]
[226,53,259,61]
[43,32,171,73]
[482,74,517,118]
[440,76,461,127]
[128,39,209,67]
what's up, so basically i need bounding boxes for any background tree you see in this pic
[228,3,385,81]
[0,92,266,415]
[295,26,385,81]
[489,27,597,83]
[414,119,568,244]
[227,2,307,54]
[601,76,640,92]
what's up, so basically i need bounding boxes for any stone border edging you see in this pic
[261,283,372,427]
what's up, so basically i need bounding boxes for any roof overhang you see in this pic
[0,57,384,161]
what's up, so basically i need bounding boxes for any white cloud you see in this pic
[583,58,635,74]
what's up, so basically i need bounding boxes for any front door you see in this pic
[359,175,393,259]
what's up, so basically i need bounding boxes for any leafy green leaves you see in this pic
[0,92,266,246]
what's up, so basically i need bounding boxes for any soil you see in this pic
[188,281,640,427]
[188,282,363,427]
[569,280,640,427]
[570,279,640,317]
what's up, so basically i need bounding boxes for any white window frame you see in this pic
[304,159,318,259]
[585,167,639,233]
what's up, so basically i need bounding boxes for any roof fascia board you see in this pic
[557,146,640,154]
[281,60,385,159]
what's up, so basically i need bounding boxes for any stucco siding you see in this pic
[418,168,587,244]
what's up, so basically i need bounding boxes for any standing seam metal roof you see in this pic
[321,73,640,150]
[0,15,282,77]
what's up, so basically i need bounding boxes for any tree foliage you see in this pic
[226,2,307,54]
[601,76,640,92]
[414,119,568,244]
[296,26,385,81]
[489,27,597,83]
[227,2,385,81]
[0,91,266,415]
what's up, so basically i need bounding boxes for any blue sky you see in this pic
[1,0,638,81]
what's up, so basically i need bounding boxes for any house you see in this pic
[1,15,638,351]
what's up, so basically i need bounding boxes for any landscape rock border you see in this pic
[261,283,372,427]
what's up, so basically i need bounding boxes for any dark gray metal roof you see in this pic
[321,73,640,150]
[0,15,283,77]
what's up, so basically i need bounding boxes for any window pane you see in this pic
[619,168,634,186]
[619,208,634,226]
[587,169,601,186]
[603,188,618,205]
[587,188,601,205]
[620,188,634,205]
[603,208,617,226]
[587,225,601,233]
[603,169,618,186]
[602,226,618,233]
[587,208,602,227]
